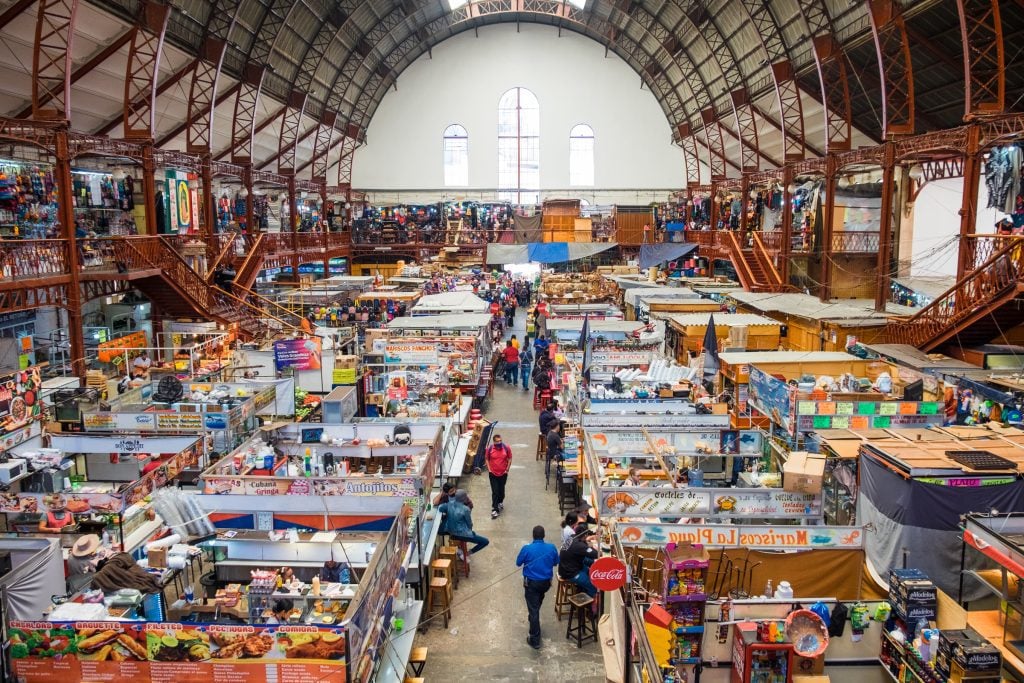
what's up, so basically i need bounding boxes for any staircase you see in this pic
[234,233,267,291]
[120,238,305,341]
[724,231,788,292]
[885,239,1024,352]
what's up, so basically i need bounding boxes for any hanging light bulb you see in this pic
[238,186,249,198]
[908,165,925,183]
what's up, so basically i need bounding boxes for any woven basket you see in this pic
[785,609,830,658]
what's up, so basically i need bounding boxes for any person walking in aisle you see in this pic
[516,525,560,650]
[501,340,520,385]
[437,490,489,554]
[519,345,533,391]
[485,434,513,518]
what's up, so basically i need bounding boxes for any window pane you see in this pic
[443,124,469,187]
[496,87,540,205]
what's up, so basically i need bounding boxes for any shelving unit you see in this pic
[731,621,793,683]
[663,543,709,671]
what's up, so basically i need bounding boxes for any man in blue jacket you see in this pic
[436,490,489,554]
[516,525,559,649]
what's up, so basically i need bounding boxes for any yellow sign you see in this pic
[332,368,356,385]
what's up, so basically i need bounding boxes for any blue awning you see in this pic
[486,242,617,264]
[638,242,698,269]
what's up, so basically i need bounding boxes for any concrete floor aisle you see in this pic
[413,310,605,682]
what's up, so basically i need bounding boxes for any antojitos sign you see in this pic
[589,556,628,591]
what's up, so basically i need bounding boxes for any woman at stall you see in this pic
[38,495,74,533]
[558,524,598,597]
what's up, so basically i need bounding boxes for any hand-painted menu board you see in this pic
[600,486,820,519]
[8,621,347,683]
[794,400,943,431]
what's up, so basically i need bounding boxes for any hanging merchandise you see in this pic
[985,146,1020,212]
[0,161,59,238]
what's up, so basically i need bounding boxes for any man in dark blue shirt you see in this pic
[515,525,559,649]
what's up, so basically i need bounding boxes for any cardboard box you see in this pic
[897,579,938,604]
[953,641,1001,672]
[894,600,937,622]
[783,452,826,494]
[364,328,388,347]
[335,355,359,370]
[148,547,167,569]
[793,654,825,675]
[793,677,830,683]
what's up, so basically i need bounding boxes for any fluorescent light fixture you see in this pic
[448,0,468,8]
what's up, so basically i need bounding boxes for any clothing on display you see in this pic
[985,146,1020,213]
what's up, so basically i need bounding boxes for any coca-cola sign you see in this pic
[589,556,628,591]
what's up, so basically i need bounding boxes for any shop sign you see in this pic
[0,365,42,438]
[383,342,438,365]
[617,523,864,549]
[273,338,323,371]
[83,412,159,432]
[589,556,628,591]
[794,413,943,431]
[0,491,123,515]
[156,413,203,431]
[202,476,419,498]
[203,413,228,430]
[97,331,147,363]
[83,413,116,430]
[8,621,347,683]
[590,351,654,366]
[600,487,820,519]
[332,368,357,386]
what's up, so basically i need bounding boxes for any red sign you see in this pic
[589,556,628,591]
[489,301,500,315]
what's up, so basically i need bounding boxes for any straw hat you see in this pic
[71,534,102,558]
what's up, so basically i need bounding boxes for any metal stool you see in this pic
[554,576,577,622]
[557,466,579,512]
[438,546,459,589]
[565,593,597,647]
[535,433,546,461]
[427,577,452,628]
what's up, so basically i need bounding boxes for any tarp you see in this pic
[638,242,697,269]
[486,242,618,265]
[857,452,1024,600]
[0,537,66,620]
[413,291,489,314]
[513,214,543,242]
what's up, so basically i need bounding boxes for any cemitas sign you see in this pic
[589,556,628,591]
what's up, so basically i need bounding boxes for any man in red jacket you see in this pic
[485,434,513,519]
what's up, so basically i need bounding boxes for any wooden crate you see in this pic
[542,200,580,242]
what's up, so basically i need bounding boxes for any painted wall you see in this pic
[352,23,687,200]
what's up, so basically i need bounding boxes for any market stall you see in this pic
[663,313,781,363]
[548,302,624,321]
[360,314,492,417]
[5,508,413,683]
[411,291,488,315]
[0,433,203,556]
[80,379,278,452]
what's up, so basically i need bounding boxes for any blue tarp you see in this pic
[638,242,697,269]
[486,242,617,264]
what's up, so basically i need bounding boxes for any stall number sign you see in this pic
[600,487,820,519]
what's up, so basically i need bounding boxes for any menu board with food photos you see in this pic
[0,365,42,440]
[7,621,347,683]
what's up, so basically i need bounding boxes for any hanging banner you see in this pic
[747,365,795,434]
[599,486,820,519]
[273,338,323,371]
[383,342,439,365]
[617,523,864,549]
[793,399,943,431]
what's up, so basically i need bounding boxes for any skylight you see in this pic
[449,0,585,8]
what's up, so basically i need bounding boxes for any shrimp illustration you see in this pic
[621,526,643,542]
[603,492,638,512]
[592,433,608,446]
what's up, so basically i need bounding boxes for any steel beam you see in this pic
[678,124,701,186]
[868,0,915,137]
[54,128,85,377]
[701,107,728,181]
[819,154,838,302]
[772,61,805,161]
[257,123,316,172]
[957,125,982,280]
[18,28,130,119]
[218,104,286,162]
[957,0,1005,118]
[308,111,337,182]
[185,5,233,155]
[875,142,897,310]
[751,102,825,159]
[731,89,766,170]
[93,56,194,136]
[122,0,169,140]
[276,91,308,175]
[229,64,264,164]
[812,35,852,153]
[155,81,239,148]
[31,0,77,121]
[0,0,35,30]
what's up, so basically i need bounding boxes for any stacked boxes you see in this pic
[888,568,938,622]
[936,628,1001,680]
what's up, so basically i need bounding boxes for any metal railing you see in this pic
[887,238,1024,347]
[0,239,69,280]
[830,231,880,253]
[963,234,1024,272]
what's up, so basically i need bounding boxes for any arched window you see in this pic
[443,124,469,186]
[497,87,539,204]
[569,124,594,186]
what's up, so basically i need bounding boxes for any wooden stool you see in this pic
[536,433,546,461]
[533,387,552,409]
[554,576,576,622]
[407,647,427,676]
[566,593,597,647]
[404,678,424,683]
[431,559,455,600]
[451,540,471,578]
[427,577,452,628]
[438,546,459,589]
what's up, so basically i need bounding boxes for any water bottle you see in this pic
[764,579,773,598]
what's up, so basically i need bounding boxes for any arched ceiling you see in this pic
[0,0,1020,183]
